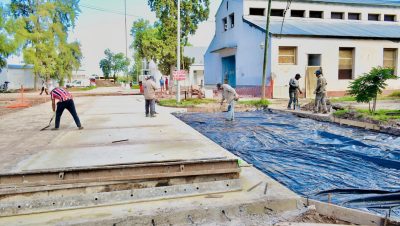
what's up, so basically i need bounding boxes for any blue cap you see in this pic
[315,70,322,75]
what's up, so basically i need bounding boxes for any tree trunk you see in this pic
[372,97,377,113]
[113,73,116,84]
[34,73,38,91]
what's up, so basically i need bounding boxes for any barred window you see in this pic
[338,48,354,80]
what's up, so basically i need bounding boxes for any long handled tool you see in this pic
[40,112,56,131]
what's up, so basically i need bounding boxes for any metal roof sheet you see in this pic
[7,64,34,69]
[244,17,400,40]
[248,0,400,7]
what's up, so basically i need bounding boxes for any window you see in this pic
[291,10,305,18]
[339,48,354,80]
[309,11,323,18]
[368,14,380,21]
[271,9,284,17]
[308,54,321,66]
[279,47,297,65]
[384,15,396,22]
[384,49,397,69]
[222,17,227,31]
[249,8,265,16]
[229,13,235,28]
[227,1,229,10]
[331,12,344,19]
[348,13,361,20]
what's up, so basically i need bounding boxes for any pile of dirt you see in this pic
[301,99,332,112]
[95,79,118,87]
[290,209,352,225]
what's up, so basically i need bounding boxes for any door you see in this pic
[306,54,322,98]
[222,56,236,88]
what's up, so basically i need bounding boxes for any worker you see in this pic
[217,83,239,121]
[143,76,158,117]
[314,70,328,114]
[159,76,165,93]
[287,73,303,110]
[165,77,169,92]
[40,80,48,95]
[50,87,83,130]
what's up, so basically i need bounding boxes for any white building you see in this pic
[0,64,39,90]
[184,46,207,87]
[205,0,400,98]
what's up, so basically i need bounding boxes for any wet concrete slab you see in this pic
[10,96,233,172]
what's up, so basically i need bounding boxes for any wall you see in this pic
[244,0,400,22]
[0,68,39,90]
[271,36,400,98]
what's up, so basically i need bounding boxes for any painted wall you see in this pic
[0,67,40,90]
[271,36,400,98]
[205,0,271,95]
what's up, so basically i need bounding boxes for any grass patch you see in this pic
[333,109,400,122]
[132,84,140,89]
[330,96,356,103]
[388,91,400,98]
[158,98,216,107]
[67,86,97,91]
[331,94,400,103]
[238,99,271,108]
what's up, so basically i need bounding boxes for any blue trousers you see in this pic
[55,99,81,128]
[227,101,235,121]
[145,99,156,116]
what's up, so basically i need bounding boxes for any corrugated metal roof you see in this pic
[248,0,400,7]
[298,0,400,7]
[244,17,400,40]
[7,64,34,69]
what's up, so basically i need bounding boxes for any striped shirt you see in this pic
[50,87,73,102]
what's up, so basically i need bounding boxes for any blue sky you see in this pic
[2,0,221,75]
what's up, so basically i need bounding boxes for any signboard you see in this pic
[173,70,187,81]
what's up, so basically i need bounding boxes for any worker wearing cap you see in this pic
[314,70,328,114]
[287,73,303,110]
[143,76,158,117]
[50,87,83,130]
[217,83,239,121]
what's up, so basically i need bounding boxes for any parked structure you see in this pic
[205,0,400,98]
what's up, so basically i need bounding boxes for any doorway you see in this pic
[222,56,236,87]
[306,54,321,98]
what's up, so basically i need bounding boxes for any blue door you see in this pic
[222,56,236,88]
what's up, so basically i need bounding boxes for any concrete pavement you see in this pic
[0,95,302,225]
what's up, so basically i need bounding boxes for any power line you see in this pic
[79,3,141,18]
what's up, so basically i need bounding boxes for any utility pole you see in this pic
[124,0,128,59]
[261,0,272,100]
[176,0,181,103]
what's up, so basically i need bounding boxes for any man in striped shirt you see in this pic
[50,87,83,130]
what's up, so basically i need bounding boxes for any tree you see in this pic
[348,67,397,113]
[0,4,25,72]
[146,0,209,74]
[99,49,129,82]
[10,0,80,88]
[111,52,130,83]
[99,59,111,79]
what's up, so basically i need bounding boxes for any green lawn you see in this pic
[158,98,216,107]
[238,99,271,108]
[132,84,140,89]
[68,86,97,91]
[334,109,400,122]
[331,94,400,103]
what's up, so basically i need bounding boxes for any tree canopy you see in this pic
[145,0,209,74]
[99,49,130,82]
[7,0,81,88]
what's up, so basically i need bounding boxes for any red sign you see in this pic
[173,70,186,81]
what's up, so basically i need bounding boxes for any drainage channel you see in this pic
[175,111,400,219]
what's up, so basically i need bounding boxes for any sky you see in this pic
[3,0,221,75]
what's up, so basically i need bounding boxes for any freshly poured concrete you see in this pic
[0,95,302,225]
[9,96,235,171]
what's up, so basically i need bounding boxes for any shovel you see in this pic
[41,112,56,131]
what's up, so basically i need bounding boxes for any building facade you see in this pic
[184,46,207,87]
[205,0,400,98]
[0,64,39,90]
